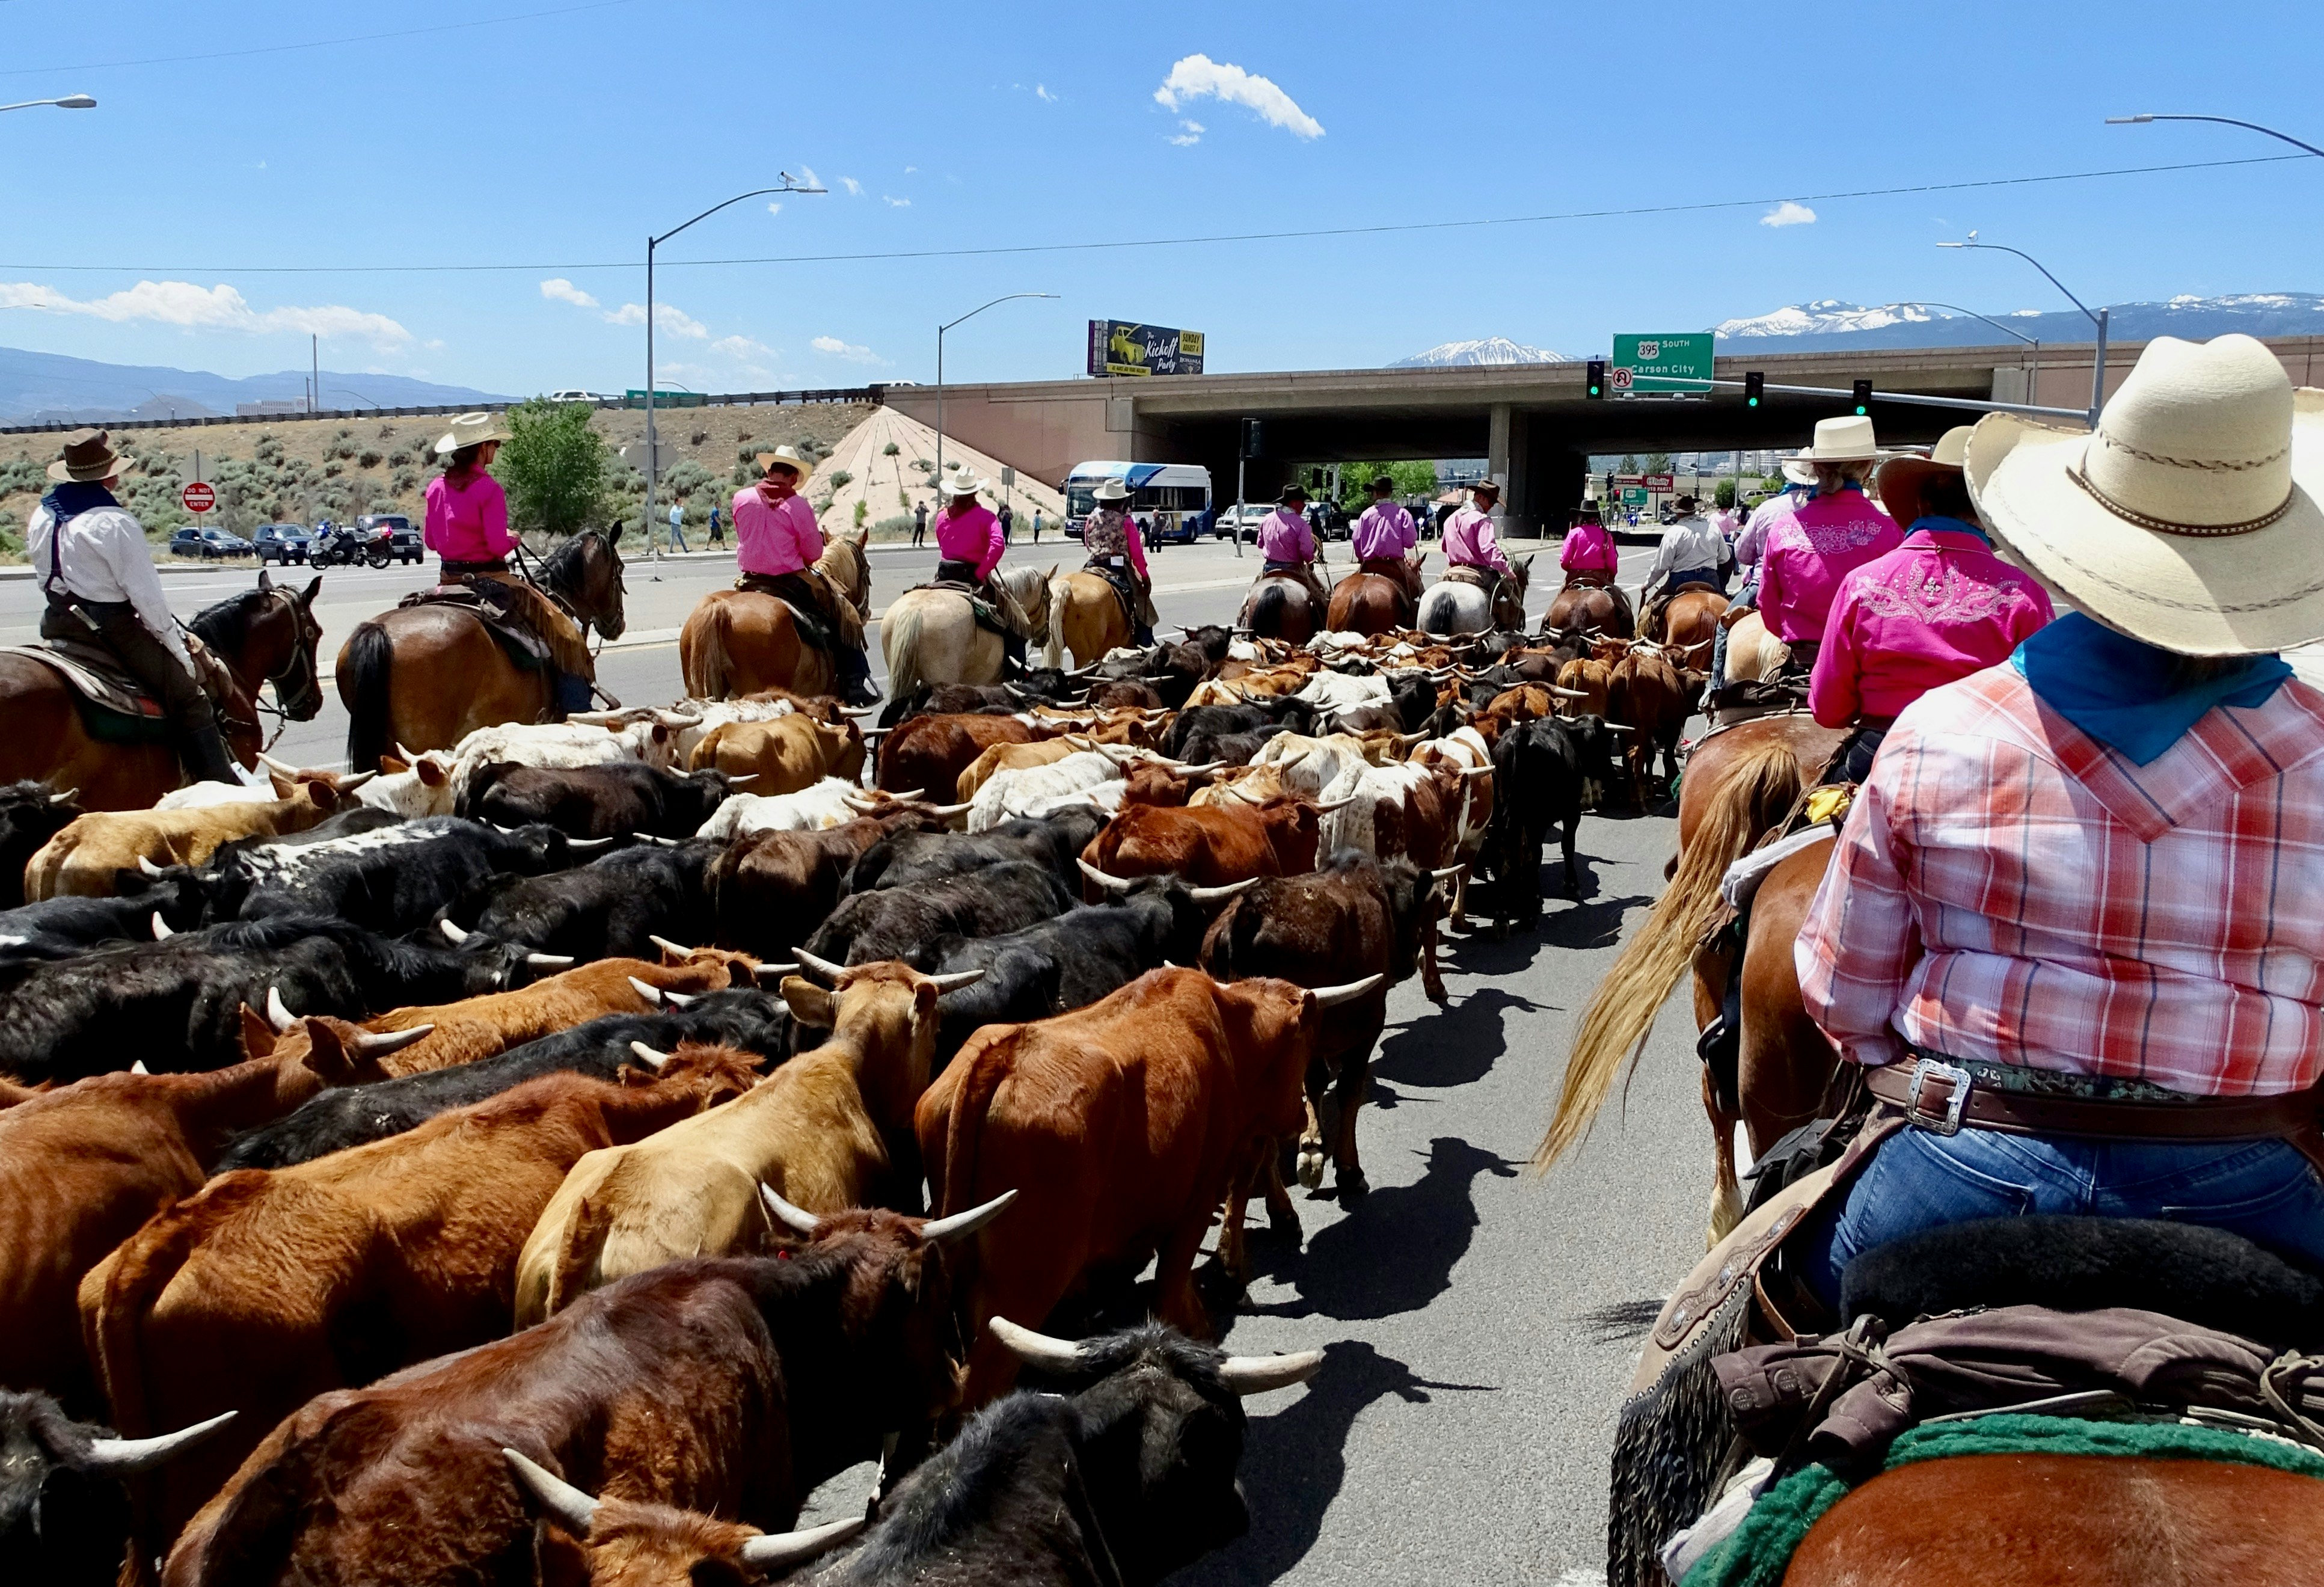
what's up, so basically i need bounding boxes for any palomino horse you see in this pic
[1325,570,1412,636]
[1237,569,1322,644]
[1045,568,1133,669]
[1536,713,1844,1242]
[340,530,627,769]
[1417,556,1533,636]
[678,526,869,700]
[0,572,327,811]
[1721,608,1789,685]
[1541,574,1635,639]
[880,564,1055,701]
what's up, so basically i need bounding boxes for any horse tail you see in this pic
[1533,738,1804,1171]
[1248,582,1287,639]
[683,601,734,699]
[884,600,928,704]
[341,619,394,775]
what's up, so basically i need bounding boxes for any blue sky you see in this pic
[1,0,2319,395]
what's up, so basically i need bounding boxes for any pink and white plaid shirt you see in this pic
[1797,664,2324,1096]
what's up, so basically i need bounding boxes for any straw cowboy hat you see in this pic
[1967,333,2324,655]
[434,411,512,456]
[1090,478,1131,503]
[1875,425,1974,525]
[48,428,131,483]
[755,445,817,482]
[1780,414,1882,483]
[942,465,988,496]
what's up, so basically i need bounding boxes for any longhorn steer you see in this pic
[461,760,740,841]
[1409,725,1495,929]
[0,1390,235,1587]
[0,781,84,910]
[1482,715,1614,927]
[1078,797,1326,892]
[0,870,208,964]
[685,711,864,794]
[706,811,946,959]
[1607,646,1694,805]
[25,773,363,901]
[448,838,721,962]
[843,806,1107,897]
[804,861,1073,970]
[874,713,1056,799]
[209,816,601,934]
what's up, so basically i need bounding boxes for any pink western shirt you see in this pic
[936,502,1005,580]
[422,468,515,563]
[1351,500,1417,562]
[1809,526,2054,727]
[1257,508,1317,563]
[1558,521,1617,577]
[732,483,824,578]
[1443,506,1510,574]
[1753,488,1904,643]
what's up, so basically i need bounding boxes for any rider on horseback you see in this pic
[423,413,598,712]
[1350,475,1423,604]
[1806,426,2053,782]
[1257,483,1331,612]
[1554,498,1616,588]
[731,445,878,706]
[26,429,239,785]
[1747,416,1904,679]
[933,467,1028,669]
[1795,336,2324,1307]
[1080,479,1157,645]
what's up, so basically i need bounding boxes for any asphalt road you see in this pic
[0,535,1703,1586]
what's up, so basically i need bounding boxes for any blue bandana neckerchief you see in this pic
[2012,611,2293,765]
[1910,514,1990,547]
[1802,478,1866,503]
[41,480,118,520]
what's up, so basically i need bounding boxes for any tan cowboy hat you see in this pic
[1967,333,2324,656]
[755,445,816,482]
[434,411,512,455]
[48,428,130,483]
[1875,426,1975,524]
[1090,478,1131,503]
[1469,477,1502,501]
[942,465,987,496]
[1787,414,1882,467]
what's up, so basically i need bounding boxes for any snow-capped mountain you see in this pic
[1391,337,1571,368]
[1715,294,2324,349]
[1715,300,1954,339]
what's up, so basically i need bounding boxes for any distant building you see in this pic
[235,399,307,417]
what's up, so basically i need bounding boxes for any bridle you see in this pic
[233,586,323,747]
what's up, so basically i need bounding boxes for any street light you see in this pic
[936,293,1059,488]
[2106,112,2324,161]
[330,388,384,411]
[1937,235,2108,426]
[1900,300,2043,408]
[642,176,824,577]
[0,94,96,113]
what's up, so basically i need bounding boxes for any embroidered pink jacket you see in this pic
[1809,527,2055,725]
[1754,490,1904,643]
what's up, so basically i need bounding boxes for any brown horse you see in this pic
[1325,571,1412,636]
[1652,586,1727,665]
[1237,570,1321,645]
[0,572,327,811]
[1541,577,1636,639]
[1045,569,1133,668]
[339,530,628,769]
[678,527,869,701]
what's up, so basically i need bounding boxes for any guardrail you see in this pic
[0,385,888,437]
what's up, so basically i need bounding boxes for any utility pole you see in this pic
[311,335,319,416]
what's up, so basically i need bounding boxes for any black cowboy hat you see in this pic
[1278,483,1310,503]
[1370,475,1396,494]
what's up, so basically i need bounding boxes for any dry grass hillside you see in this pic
[0,402,872,561]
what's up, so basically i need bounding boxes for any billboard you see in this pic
[1610,333,1714,396]
[1088,319,1206,377]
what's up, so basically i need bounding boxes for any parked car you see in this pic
[545,389,603,404]
[167,526,256,560]
[1213,503,1274,542]
[251,523,311,564]
[356,514,425,564]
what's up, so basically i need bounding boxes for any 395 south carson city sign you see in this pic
[1610,333,1714,396]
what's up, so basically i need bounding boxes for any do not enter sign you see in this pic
[181,481,215,515]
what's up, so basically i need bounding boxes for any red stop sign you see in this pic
[182,481,216,514]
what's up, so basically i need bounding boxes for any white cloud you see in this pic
[1034,84,1055,102]
[0,278,411,348]
[811,334,883,365]
[1760,201,1817,228]
[904,164,919,173]
[765,201,782,217]
[539,277,599,309]
[1168,118,1204,146]
[1153,54,1322,139]
[883,195,910,207]
[840,176,864,197]
[795,165,821,191]
[604,301,708,338]
[712,334,777,360]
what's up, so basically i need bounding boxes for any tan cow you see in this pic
[685,712,864,795]
[23,769,369,900]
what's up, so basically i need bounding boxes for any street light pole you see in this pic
[643,176,825,579]
[1901,301,2043,409]
[2106,112,2324,161]
[1937,239,2109,427]
[934,293,1059,488]
[0,94,96,114]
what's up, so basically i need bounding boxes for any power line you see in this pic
[0,152,2304,277]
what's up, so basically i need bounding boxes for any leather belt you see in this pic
[1866,1056,2320,1144]
[441,559,508,576]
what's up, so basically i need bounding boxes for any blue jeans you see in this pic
[1803,1124,2324,1308]
[1711,570,1757,685]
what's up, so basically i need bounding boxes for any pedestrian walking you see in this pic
[1030,506,1043,544]
[666,500,689,552]
[707,504,725,547]
[912,500,928,547]
[998,500,1014,544]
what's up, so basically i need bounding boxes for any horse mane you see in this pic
[537,530,598,602]
[188,589,274,654]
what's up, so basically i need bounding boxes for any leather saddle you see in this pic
[1444,565,1495,591]
[398,583,554,672]
[908,578,1008,638]
[1084,561,1141,628]
[2,632,237,740]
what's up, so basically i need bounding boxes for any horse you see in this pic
[1721,608,1789,686]
[1237,570,1322,645]
[1541,577,1635,640]
[1417,556,1533,637]
[880,564,1055,701]
[678,526,869,701]
[1325,571,1412,636]
[1645,584,1726,653]
[1045,568,1134,669]
[0,572,327,811]
[339,530,627,770]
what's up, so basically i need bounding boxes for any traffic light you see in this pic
[1744,371,1764,408]
[1240,418,1264,459]
[1852,379,1873,416]
[1586,360,1605,400]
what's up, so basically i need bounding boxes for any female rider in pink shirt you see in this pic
[729,446,877,704]
[1556,506,1617,585]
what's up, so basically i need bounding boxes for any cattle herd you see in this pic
[0,618,1691,1585]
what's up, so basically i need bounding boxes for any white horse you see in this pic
[1417,554,1533,636]
[879,565,1054,701]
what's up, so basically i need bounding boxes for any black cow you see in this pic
[805,861,1073,970]
[0,915,546,1084]
[0,1389,236,1587]
[459,760,738,841]
[215,987,794,1171]
[1483,715,1613,927]
[814,1322,1320,1587]
[1322,671,1451,736]
[0,782,83,911]
[208,817,597,933]
[877,668,1083,730]
[0,870,208,964]
[922,879,1216,1067]
[1164,697,1317,760]
[444,839,720,962]
[842,806,1108,897]
[1175,723,1295,767]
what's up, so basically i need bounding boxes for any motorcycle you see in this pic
[310,524,393,569]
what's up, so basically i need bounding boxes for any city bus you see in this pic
[1061,461,1215,544]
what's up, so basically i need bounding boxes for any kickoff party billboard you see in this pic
[1088,320,1206,377]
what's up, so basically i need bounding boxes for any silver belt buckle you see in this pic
[1905,1057,1972,1136]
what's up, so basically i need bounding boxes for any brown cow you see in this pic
[873,712,1059,799]
[1078,796,1326,892]
[1474,682,1571,746]
[954,735,1084,801]
[79,1045,761,1549]
[1607,647,1691,805]
[1553,658,1613,720]
[161,1208,969,1587]
[1661,587,1728,664]
[685,711,864,794]
[24,770,368,900]
[917,968,1373,1404]
[705,809,945,958]
[504,1456,866,1587]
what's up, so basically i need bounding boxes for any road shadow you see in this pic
[1535,890,1652,951]
[1241,1135,1521,1324]
[1371,986,1542,1090]
[1168,1339,1497,1586]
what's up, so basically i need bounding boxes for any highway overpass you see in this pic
[885,335,2324,534]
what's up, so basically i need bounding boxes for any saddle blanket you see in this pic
[1,638,162,717]
[399,583,554,672]
[1717,824,1835,912]
[907,579,1008,637]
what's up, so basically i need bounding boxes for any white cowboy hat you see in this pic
[1874,425,1975,523]
[1786,414,1882,467]
[755,445,817,482]
[434,411,512,455]
[942,466,987,496]
[1090,478,1131,503]
[1967,334,2324,656]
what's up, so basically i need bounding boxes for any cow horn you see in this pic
[1184,877,1260,903]
[131,1059,149,1075]
[648,934,698,959]
[49,786,77,805]
[334,770,378,791]
[1430,864,1467,882]
[394,741,424,763]
[737,1514,871,1572]
[986,1316,1088,1372]
[1076,859,1137,894]
[151,912,174,940]
[1003,683,1034,700]
[351,1023,436,1057]
[1216,1348,1327,1395]
[661,989,696,1007]
[1602,722,1634,734]
[759,1183,824,1236]
[266,986,298,1034]
[82,1411,238,1474]
[1174,761,1227,778]
[138,855,169,878]
[791,947,850,981]
[1310,795,1358,815]
[627,1040,670,1071]
[1461,765,1495,780]
[839,794,883,813]
[1394,731,1427,747]
[565,710,619,725]
[525,953,576,969]
[919,1187,1019,1244]
[927,968,987,993]
[889,788,926,802]
[719,775,759,789]
[838,704,881,719]
[1547,684,1589,699]
[565,836,621,851]
[749,961,801,985]
[925,800,974,818]
[630,832,683,847]
[257,752,301,776]
[1142,674,1176,684]
[627,977,664,1006]
[501,1448,598,1538]
[438,918,472,945]
[1307,973,1385,1010]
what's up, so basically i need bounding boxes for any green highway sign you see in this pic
[1620,485,1649,508]
[1610,333,1714,397]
